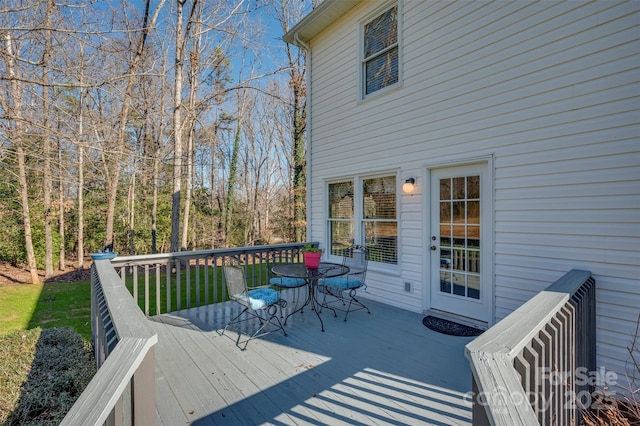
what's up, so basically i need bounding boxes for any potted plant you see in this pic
[302,244,323,269]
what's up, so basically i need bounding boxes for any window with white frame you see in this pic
[328,175,398,265]
[328,180,354,254]
[362,4,399,97]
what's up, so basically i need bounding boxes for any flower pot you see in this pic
[303,251,322,269]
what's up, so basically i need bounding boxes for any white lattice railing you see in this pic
[465,270,596,425]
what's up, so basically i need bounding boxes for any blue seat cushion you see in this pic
[321,276,363,289]
[247,288,281,309]
[270,277,306,288]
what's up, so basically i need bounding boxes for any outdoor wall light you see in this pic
[402,177,416,193]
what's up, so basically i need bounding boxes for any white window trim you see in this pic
[358,0,402,101]
[325,172,400,271]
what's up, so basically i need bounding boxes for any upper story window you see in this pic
[363,4,399,97]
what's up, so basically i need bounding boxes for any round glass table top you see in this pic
[271,262,349,279]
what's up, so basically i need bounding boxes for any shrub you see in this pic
[0,327,95,425]
[582,313,640,425]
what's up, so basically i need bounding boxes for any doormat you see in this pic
[422,316,484,337]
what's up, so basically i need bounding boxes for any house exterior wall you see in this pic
[305,0,639,390]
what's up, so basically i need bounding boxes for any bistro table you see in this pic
[271,262,349,332]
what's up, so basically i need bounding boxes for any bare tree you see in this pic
[1,30,40,283]
[170,0,196,252]
[76,83,86,269]
[180,1,203,251]
[40,0,56,276]
[0,0,309,275]
[97,0,165,252]
[269,0,307,242]
[152,56,169,254]
[225,110,242,245]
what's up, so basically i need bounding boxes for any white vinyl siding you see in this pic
[305,0,640,393]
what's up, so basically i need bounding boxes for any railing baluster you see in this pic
[531,336,546,424]
[155,264,161,317]
[133,265,138,305]
[546,320,560,425]
[166,262,171,313]
[204,257,210,305]
[144,264,149,316]
[176,260,181,311]
[195,258,201,307]
[213,255,219,304]
[185,260,191,308]
[108,243,316,316]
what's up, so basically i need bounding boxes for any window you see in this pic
[363,4,399,96]
[362,176,397,264]
[328,175,398,265]
[328,181,354,255]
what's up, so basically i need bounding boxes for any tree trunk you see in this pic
[42,0,54,277]
[76,88,85,269]
[4,32,39,284]
[152,144,160,254]
[58,136,65,270]
[151,56,168,255]
[181,133,193,250]
[209,122,223,249]
[128,172,136,255]
[17,145,40,284]
[170,0,185,253]
[225,120,241,244]
[181,5,202,251]
[292,82,306,242]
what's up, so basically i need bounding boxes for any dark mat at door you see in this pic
[422,315,484,337]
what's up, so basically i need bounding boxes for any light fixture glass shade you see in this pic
[402,178,415,193]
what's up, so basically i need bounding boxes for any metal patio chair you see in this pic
[219,257,287,350]
[266,252,307,316]
[318,244,371,321]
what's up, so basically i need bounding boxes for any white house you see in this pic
[284,0,639,395]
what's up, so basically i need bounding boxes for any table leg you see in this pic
[310,281,337,332]
[283,282,312,326]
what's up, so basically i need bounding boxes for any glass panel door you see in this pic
[429,164,490,322]
[438,175,480,299]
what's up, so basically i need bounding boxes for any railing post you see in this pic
[132,346,156,425]
[471,376,490,426]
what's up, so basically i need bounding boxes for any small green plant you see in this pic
[302,243,323,253]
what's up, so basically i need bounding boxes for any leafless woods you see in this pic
[0,0,310,282]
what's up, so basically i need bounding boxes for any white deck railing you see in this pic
[465,269,596,425]
[61,259,158,425]
[61,242,313,425]
[110,242,311,316]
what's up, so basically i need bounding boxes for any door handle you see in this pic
[430,246,437,251]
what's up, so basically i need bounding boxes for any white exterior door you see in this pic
[429,163,491,323]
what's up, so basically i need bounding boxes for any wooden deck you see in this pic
[149,292,475,425]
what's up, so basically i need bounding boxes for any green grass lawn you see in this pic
[0,264,274,424]
[0,281,92,341]
[0,281,94,425]
[0,260,285,340]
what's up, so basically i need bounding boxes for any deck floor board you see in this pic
[149,295,475,425]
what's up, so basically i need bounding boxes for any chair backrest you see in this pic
[223,259,249,302]
[342,245,368,279]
